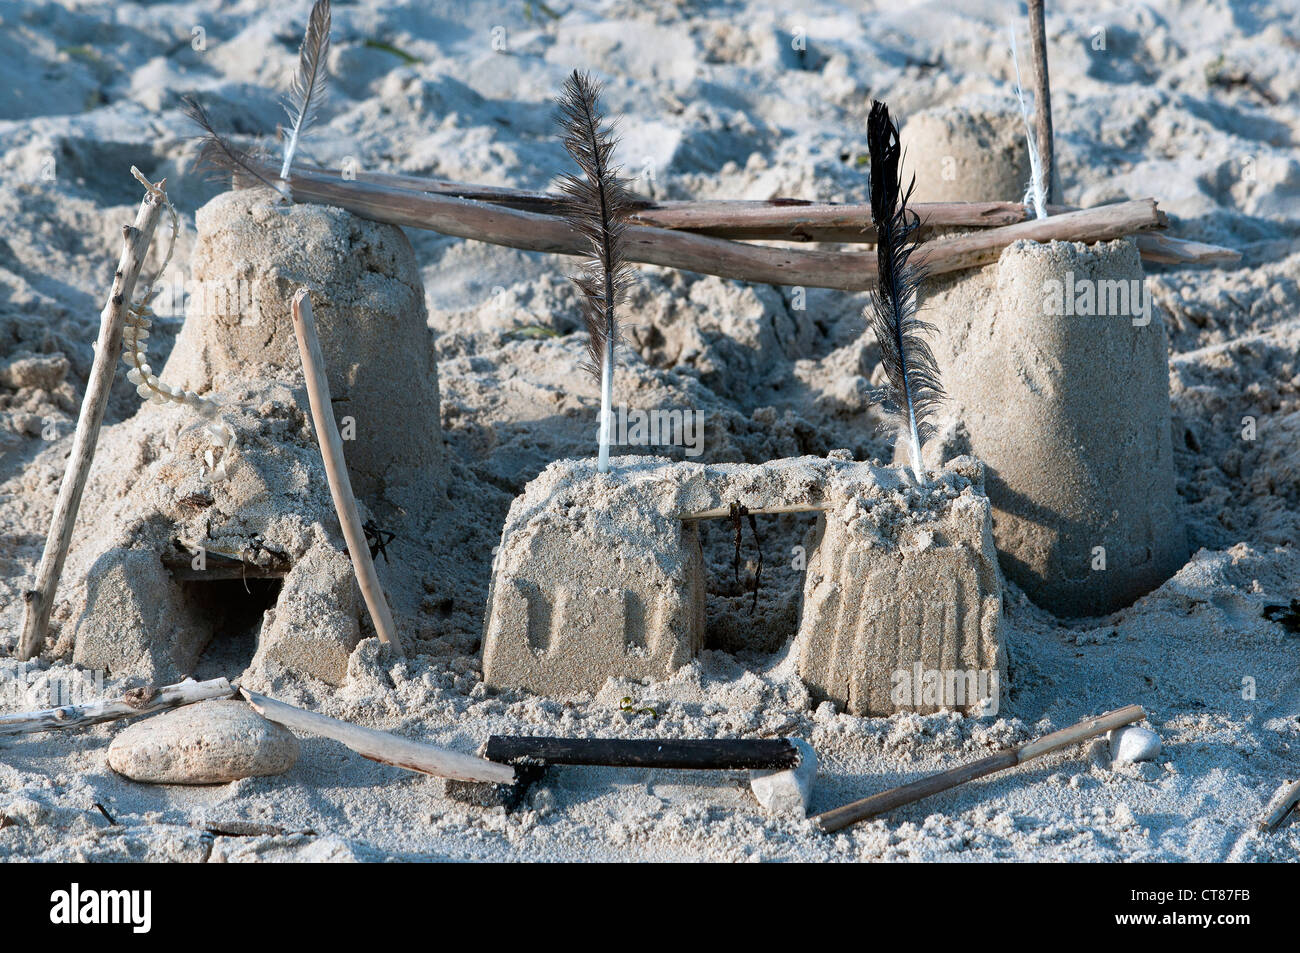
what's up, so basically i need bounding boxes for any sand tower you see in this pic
[168,188,444,498]
[923,239,1186,616]
[901,101,1031,204]
[67,189,445,685]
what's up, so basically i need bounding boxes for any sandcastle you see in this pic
[68,189,444,685]
[483,455,1004,715]
[901,101,1031,204]
[922,238,1185,615]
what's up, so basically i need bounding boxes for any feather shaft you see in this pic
[866,101,944,484]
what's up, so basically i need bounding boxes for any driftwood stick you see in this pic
[17,177,168,661]
[814,704,1145,833]
[290,290,403,657]
[276,163,1030,238]
[270,168,1165,291]
[1027,0,1058,204]
[240,689,516,784]
[270,163,1235,264]
[913,200,1161,275]
[0,677,234,737]
[275,165,878,291]
[1259,778,1300,831]
[482,736,801,771]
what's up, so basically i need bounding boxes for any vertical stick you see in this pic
[1027,0,1058,204]
[1259,779,1300,831]
[17,180,167,661]
[290,289,404,657]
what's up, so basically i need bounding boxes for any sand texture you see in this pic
[0,0,1298,862]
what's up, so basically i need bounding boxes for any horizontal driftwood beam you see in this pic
[269,166,1171,292]
[482,736,802,770]
[299,165,1237,264]
[0,677,234,737]
[241,689,515,784]
[276,164,879,291]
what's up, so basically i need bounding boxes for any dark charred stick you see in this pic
[482,736,801,771]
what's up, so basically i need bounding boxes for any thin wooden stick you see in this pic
[276,165,879,291]
[240,688,516,784]
[1027,0,1058,205]
[290,289,403,656]
[0,677,233,737]
[273,162,1236,265]
[1259,778,1300,831]
[913,200,1160,274]
[814,704,1145,833]
[482,736,801,770]
[18,176,168,661]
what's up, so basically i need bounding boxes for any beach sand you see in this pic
[1,0,1298,861]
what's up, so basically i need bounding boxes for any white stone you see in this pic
[749,739,817,816]
[108,700,299,785]
[1109,725,1162,764]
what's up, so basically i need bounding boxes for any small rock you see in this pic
[1109,725,1162,764]
[750,739,817,816]
[108,700,299,785]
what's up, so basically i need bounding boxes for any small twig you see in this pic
[814,704,1145,833]
[0,677,234,737]
[18,174,168,660]
[1027,0,1057,205]
[240,689,515,783]
[93,802,117,825]
[1259,779,1300,831]
[290,289,403,657]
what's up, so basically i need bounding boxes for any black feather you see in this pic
[182,96,286,195]
[555,70,633,382]
[866,100,943,479]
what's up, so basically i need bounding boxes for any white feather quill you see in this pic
[1010,25,1048,219]
[280,0,332,185]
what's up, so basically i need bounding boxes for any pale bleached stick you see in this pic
[1027,0,1058,205]
[240,689,516,784]
[18,175,168,661]
[289,289,403,657]
[1259,778,1300,831]
[814,704,1145,833]
[265,163,1237,265]
[0,677,233,737]
[266,167,1164,292]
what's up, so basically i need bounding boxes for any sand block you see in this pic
[107,700,299,785]
[484,455,1004,709]
[73,548,209,684]
[795,456,1005,716]
[482,456,707,697]
[901,101,1030,204]
[167,187,444,497]
[250,546,362,686]
[923,239,1185,615]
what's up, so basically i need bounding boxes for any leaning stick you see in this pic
[290,289,403,657]
[1027,0,1058,204]
[240,689,516,784]
[0,677,234,737]
[814,704,1145,833]
[18,175,168,661]
[1259,778,1300,831]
